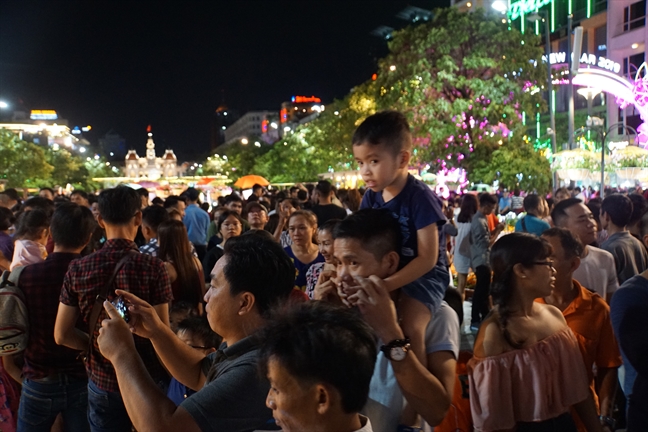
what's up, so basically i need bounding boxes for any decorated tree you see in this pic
[374,7,547,182]
[471,127,552,193]
[0,130,53,187]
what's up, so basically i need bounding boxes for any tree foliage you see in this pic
[375,7,546,177]
[471,127,552,193]
[201,8,552,191]
[0,130,117,190]
[0,130,53,188]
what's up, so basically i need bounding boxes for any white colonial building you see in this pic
[124,132,182,180]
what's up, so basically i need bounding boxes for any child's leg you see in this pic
[397,294,431,427]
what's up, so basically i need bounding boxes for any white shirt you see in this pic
[573,245,619,299]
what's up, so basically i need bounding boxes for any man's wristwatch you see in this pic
[599,415,616,430]
[380,338,411,361]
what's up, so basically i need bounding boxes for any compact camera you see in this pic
[111,296,130,323]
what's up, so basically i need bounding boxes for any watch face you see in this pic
[390,347,407,361]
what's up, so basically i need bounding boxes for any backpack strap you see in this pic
[84,251,138,362]
[7,266,26,287]
[521,217,528,233]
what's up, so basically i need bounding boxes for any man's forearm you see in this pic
[596,367,618,417]
[113,349,184,432]
[150,324,207,390]
[392,354,452,426]
[57,329,89,351]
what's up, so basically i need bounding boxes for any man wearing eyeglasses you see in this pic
[539,228,621,432]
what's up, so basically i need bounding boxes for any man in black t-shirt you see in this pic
[311,180,347,226]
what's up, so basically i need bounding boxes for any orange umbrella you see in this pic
[234,175,270,189]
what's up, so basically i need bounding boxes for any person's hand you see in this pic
[347,276,403,342]
[97,300,136,363]
[314,270,341,303]
[335,274,364,307]
[113,289,164,340]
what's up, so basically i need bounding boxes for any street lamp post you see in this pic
[575,121,637,194]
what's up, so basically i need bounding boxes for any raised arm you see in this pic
[116,290,207,390]
[98,300,201,432]
[350,276,455,425]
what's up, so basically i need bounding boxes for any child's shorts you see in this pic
[401,266,449,313]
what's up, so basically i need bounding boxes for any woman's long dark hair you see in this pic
[490,233,552,349]
[158,220,203,306]
[457,194,478,223]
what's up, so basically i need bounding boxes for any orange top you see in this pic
[536,280,622,430]
[486,213,498,232]
[468,327,589,432]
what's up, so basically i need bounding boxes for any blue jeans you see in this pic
[17,375,89,432]
[87,381,132,432]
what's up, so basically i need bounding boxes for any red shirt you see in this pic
[19,253,86,380]
[60,239,173,392]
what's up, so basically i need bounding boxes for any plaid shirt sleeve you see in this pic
[59,259,79,307]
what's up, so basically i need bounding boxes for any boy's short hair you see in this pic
[184,187,200,202]
[479,193,497,206]
[152,197,164,206]
[51,203,97,249]
[315,180,333,197]
[23,196,56,217]
[136,187,149,198]
[542,227,583,260]
[333,208,401,261]
[601,194,633,227]
[259,301,377,414]
[551,198,583,227]
[223,231,295,317]
[70,190,89,200]
[224,194,243,205]
[177,316,222,349]
[164,195,185,209]
[522,194,541,212]
[352,110,412,156]
[98,186,141,225]
[142,205,170,232]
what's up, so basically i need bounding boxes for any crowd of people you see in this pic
[0,110,645,432]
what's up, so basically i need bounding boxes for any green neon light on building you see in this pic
[536,113,541,138]
[587,0,591,18]
[508,0,552,20]
[551,0,555,32]
[568,0,572,14]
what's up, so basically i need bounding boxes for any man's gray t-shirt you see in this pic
[363,302,460,432]
[180,336,276,432]
[601,231,648,284]
[470,211,490,269]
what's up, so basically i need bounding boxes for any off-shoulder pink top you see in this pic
[467,327,589,432]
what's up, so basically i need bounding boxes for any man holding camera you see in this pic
[96,231,296,432]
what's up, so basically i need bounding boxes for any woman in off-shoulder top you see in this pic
[468,233,603,432]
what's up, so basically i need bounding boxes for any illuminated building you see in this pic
[123,128,183,180]
[0,109,89,152]
[279,96,326,137]
[451,0,648,141]
[223,110,277,145]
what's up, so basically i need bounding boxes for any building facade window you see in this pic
[624,0,646,31]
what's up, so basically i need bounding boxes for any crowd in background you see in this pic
[0,111,646,432]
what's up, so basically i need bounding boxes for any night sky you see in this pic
[0,0,449,160]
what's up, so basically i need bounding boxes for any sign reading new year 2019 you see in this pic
[543,52,622,74]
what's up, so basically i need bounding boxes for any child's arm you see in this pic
[384,223,439,292]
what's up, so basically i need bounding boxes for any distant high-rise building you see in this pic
[224,110,278,145]
[279,96,325,137]
[210,105,240,149]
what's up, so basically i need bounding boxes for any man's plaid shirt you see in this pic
[60,238,173,392]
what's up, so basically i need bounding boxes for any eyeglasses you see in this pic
[532,260,555,270]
